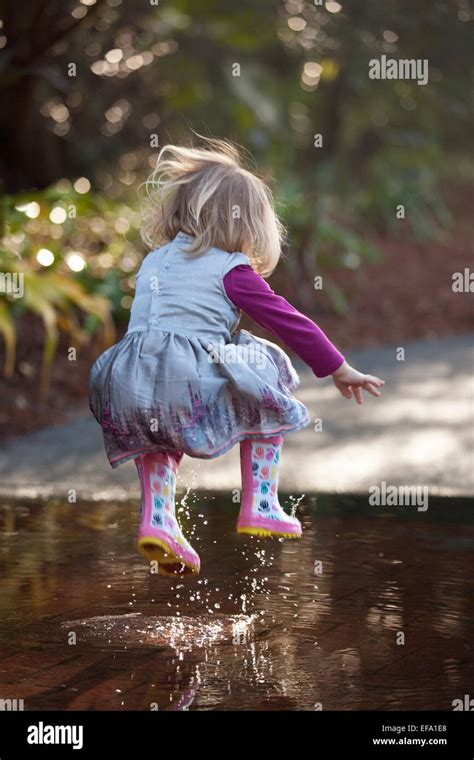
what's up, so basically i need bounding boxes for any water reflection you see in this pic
[0,495,473,710]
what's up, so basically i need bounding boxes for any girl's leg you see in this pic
[135,451,200,576]
[237,435,302,538]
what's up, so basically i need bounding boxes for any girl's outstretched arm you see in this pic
[224,265,384,403]
[224,264,345,377]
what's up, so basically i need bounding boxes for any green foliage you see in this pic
[0,183,127,395]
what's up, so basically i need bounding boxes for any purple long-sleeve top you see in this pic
[223,265,345,378]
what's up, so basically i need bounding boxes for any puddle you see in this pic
[0,494,473,710]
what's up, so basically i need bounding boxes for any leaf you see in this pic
[0,300,16,377]
[47,273,115,347]
[22,277,59,399]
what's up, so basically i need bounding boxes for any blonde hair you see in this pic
[140,138,284,276]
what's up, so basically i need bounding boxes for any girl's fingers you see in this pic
[364,374,385,386]
[335,376,383,403]
[363,382,381,398]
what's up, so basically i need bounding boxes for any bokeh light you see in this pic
[74,177,91,194]
[16,201,41,219]
[49,207,68,224]
[36,248,55,266]
[66,252,87,272]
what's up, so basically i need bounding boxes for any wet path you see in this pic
[0,495,473,710]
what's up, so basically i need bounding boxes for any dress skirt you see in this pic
[89,328,310,467]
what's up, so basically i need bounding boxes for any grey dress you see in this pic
[89,231,310,467]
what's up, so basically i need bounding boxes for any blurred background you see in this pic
[0,0,472,439]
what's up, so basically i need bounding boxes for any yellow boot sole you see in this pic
[138,537,200,576]
[237,526,302,539]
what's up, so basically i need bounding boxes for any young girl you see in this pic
[89,140,384,578]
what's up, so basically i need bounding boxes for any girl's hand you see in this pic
[332,360,385,405]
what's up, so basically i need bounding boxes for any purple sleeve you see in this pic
[224,265,344,378]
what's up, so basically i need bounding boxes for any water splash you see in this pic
[62,612,258,653]
[288,493,305,518]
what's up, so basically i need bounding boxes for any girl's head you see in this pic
[140,139,284,276]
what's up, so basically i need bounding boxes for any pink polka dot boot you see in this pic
[237,436,302,538]
[135,452,200,576]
